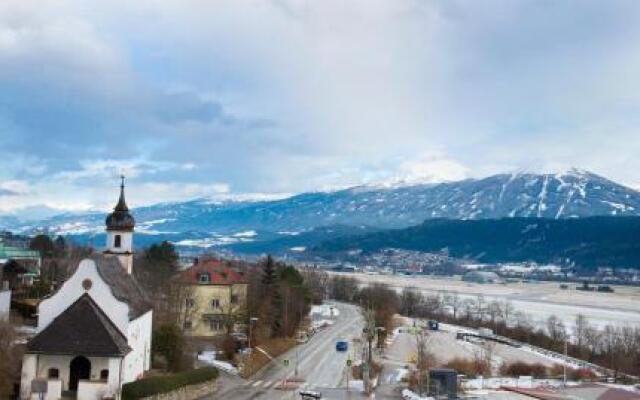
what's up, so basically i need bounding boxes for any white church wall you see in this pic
[77,380,108,400]
[19,354,37,399]
[107,231,133,252]
[43,379,62,400]
[107,357,122,396]
[34,355,110,391]
[123,310,153,383]
[0,288,10,320]
[37,259,130,335]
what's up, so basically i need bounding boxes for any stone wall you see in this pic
[140,380,217,400]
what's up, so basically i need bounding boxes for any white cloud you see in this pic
[1,0,640,211]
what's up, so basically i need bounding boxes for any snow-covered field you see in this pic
[345,273,640,329]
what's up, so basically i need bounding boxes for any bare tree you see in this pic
[475,294,486,322]
[444,291,462,320]
[574,314,589,352]
[165,282,198,328]
[546,315,567,350]
[487,301,502,331]
[415,330,434,396]
[501,300,514,328]
[0,320,21,397]
[400,286,423,317]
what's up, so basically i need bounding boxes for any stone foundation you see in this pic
[140,380,217,400]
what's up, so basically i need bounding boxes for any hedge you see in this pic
[122,367,219,400]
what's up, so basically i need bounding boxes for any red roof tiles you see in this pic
[178,259,247,285]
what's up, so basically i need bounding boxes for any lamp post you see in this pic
[248,317,259,350]
[563,336,568,387]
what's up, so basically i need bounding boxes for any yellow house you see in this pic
[177,259,248,337]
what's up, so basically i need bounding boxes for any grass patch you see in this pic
[241,338,296,378]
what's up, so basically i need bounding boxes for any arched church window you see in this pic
[114,235,122,248]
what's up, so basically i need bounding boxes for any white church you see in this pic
[20,179,153,400]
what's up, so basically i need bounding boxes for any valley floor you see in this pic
[340,273,640,329]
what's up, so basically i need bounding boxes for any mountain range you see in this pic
[1,169,640,260]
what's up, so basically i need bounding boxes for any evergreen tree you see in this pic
[29,234,54,258]
[262,255,276,286]
[270,285,284,337]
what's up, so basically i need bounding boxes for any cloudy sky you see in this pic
[1,0,640,216]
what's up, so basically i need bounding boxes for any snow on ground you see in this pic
[197,351,238,375]
[310,304,340,318]
[309,303,340,330]
[401,388,434,400]
[346,273,640,329]
[174,233,255,248]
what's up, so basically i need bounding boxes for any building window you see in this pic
[48,368,59,379]
[100,369,109,380]
[183,320,193,330]
[209,319,223,331]
[230,294,239,305]
[114,235,122,248]
[211,298,220,309]
[185,298,195,308]
[199,273,210,284]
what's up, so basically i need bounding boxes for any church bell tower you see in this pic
[104,176,135,274]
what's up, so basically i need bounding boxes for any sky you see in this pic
[1,0,640,216]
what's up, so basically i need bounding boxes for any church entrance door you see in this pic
[69,356,91,391]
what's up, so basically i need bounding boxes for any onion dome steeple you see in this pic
[105,175,135,232]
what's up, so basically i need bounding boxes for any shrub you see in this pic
[443,357,489,376]
[152,324,185,372]
[500,361,548,378]
[121,367,218,400]
[570,368,597,381]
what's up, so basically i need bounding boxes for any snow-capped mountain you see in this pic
[2,169,640,250]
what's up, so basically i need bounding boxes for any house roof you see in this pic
[66,254,152,320]
[27,293,131,357]
[178,259,247,285]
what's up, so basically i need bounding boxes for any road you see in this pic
[207,302,366,400]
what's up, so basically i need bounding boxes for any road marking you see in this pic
[252,380,263,387]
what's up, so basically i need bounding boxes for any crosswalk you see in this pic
[244,379,331,391]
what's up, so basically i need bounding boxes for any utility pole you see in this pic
[362,307,375,395]
[563,337,568,387]
[295,345,299,378]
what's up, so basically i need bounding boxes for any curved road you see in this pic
[208,302,364,400]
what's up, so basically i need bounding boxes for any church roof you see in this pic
[105,177,135,231]
[64,254,153,320]
[27,293,131,357]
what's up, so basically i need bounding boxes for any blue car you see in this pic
[335,340,348,352]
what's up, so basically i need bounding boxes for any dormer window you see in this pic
[198,273,210,284]
[114,235,122,248]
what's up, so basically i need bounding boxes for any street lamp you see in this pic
[248,317,259,350]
